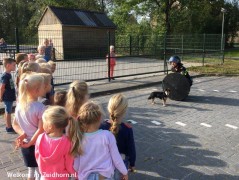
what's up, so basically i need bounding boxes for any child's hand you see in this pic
[129,166,136,173]
[20,142,31,148]
[17,133,27,142]
[15,133,27,149]
[121,174,128,180]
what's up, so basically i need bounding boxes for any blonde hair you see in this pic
[65,81,88,118]
[110,45,115,52]
[48,60,56,66]
[77,102,103,133]
[35,58,46,63]
[38,45,45,51]
[39,73,51,85]
[40,67,52,74]
[42,106,83,156]
[108,94,128,136]
[20,62,40,75]
[39,63,51,69]
[18,74,44,111]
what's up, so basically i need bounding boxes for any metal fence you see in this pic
[0,29,224,85]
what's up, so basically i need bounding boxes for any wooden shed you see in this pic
[37,6,116,59]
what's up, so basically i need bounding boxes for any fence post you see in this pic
[222,34,225,64]
[154,35,157,58]
[163,33,168,75]
[15,28,20,53]
[202,34,206,66]
[107,31,111,82]
[129,35,132,56]
[181,35,184,61]
[138,35,140,55]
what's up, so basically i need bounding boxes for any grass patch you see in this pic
[224,49,239,58]
[188,59,239,76]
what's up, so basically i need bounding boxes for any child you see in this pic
[28,54,36,62]
[65,80,88,118]
[100,94,136,177]
[12,73,46,180]
[168,56,193,86]
[16,53,28,65]
[106,45,116,80]
[74,102,128,180]
[15,53,28,91]
[0,58,16,133]
[54,90,67,107]
[35,106,82,180]
[20,62,41,75]
[48,60,56,74]
[36,45,46,60]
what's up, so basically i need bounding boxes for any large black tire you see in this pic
[162,73,191,101]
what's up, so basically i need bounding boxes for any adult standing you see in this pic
[43,38,53,62]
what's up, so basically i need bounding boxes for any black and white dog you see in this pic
[148,89,170,106]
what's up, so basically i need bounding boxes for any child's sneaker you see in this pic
[6,127,16,134]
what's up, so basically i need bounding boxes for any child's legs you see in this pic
[28,167,40,180]
[110,65,115,78]
[3,101,13,128]
[21,146,38,179]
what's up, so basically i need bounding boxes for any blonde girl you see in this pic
[74,102,128,180]
[65,80,88,118]
[35,106,83,180]
[20,62,40,76]
[106,45,116,80]
[12,73,46,180]
[100,94,136,176]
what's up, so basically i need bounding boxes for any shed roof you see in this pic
[38,6,116,29]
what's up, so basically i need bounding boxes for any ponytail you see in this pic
[110,114,120,136]
[18,79,29,111]
[108,94,128,137]
[68,117,83,156]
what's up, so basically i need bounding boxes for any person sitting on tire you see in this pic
[168,55,193,86]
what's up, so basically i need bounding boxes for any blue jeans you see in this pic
[87,172,114,180]
[3,101,13,114]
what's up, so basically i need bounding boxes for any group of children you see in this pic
[0,48,136,179]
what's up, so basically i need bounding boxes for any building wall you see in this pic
[62,26,115,59]
[38,9,61,26]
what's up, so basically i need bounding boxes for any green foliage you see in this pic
[0,0,238,46]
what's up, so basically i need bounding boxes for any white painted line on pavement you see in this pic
[151,121,161,125]
[225,124,238,130]
[198,89,205,92]
[127,120,137,124]
[152,89,158,91]
[228,90,237,93]
[176,122,186,127]
[213,90,219,92]
[135,170,160,177]
[200,123,212,128]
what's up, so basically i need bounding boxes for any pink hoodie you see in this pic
[35,133,76,180]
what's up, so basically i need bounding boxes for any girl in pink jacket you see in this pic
[35,106,83,180]
[106,45,116,80]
